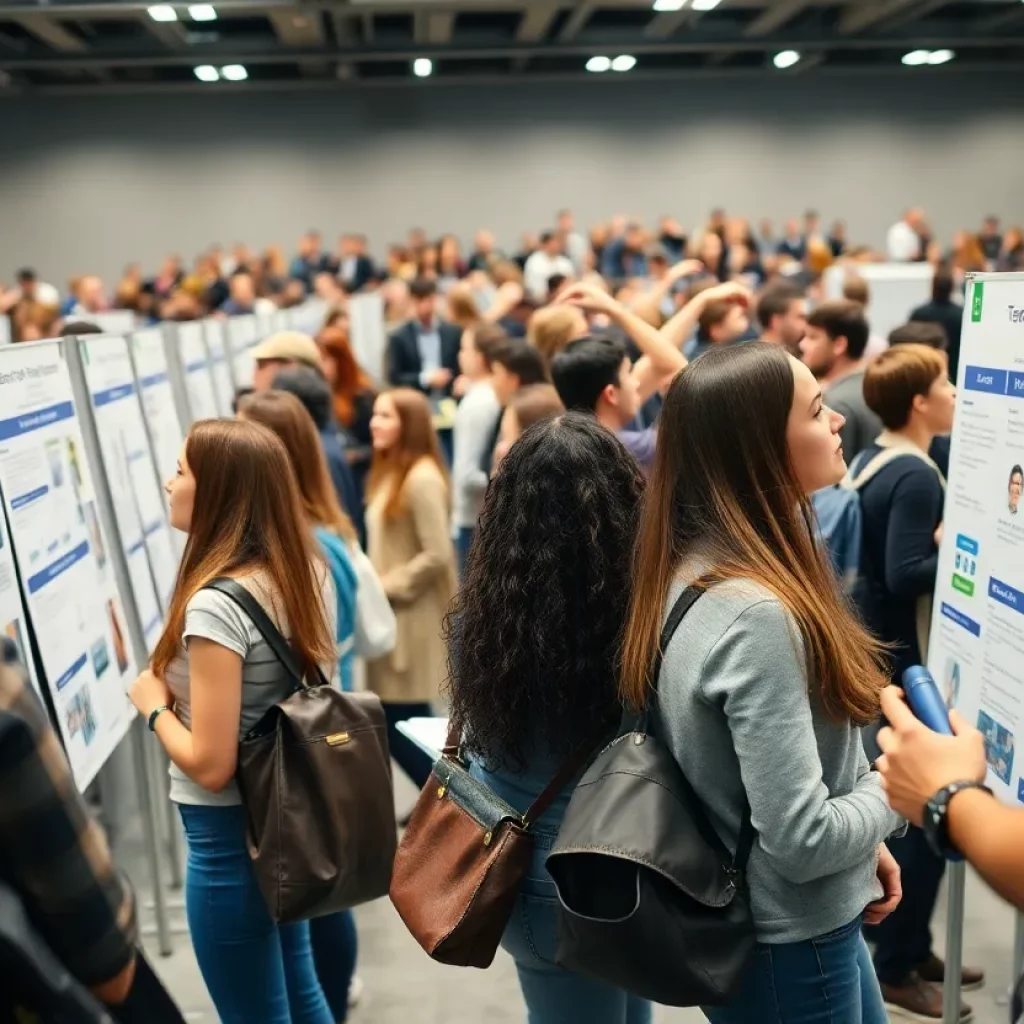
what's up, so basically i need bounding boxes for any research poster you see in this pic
[928,272,1024,805]
[79,336,179,631]
[227,314,258,389]
[174,321,220,423]
[0,506,39,695]
[202,318,236,416]
[130,327,186,494]
[0,341,136,788]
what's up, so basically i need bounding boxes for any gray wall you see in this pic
[0,71,1021,286]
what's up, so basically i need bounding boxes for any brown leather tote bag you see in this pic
[208,579,397,924]
[389,723,602,968]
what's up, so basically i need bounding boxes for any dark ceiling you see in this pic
[0,0,1021,94]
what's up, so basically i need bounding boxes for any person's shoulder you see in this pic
[405,457,447,491]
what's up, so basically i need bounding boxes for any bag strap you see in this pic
[206,578,329,690]
[653,584,756,873]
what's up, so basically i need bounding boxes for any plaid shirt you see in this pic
[0,658,137,990]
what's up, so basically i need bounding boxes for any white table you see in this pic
[395,716,449,760]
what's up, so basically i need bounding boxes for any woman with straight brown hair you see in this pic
[366,388,457,787]
[127,418,338,1024]
[619,343,904,1024]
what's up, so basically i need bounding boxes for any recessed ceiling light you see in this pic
[773,49,801,69]
[586,55,612,72]
[652,0,686,10]
[928,48,955,64]
[413,57,433,77]
[188,4,217,21]
[691,0,721,9]
[901,49,930,66]
[147,5,178,22]
[611,54,637,72]
[194,64,219,81]
[221,64,247,81]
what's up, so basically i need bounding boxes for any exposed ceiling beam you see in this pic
[139,16,189,49]
[878,0,951,32]
[557,2,592,42]
[516,5,559,43]
[12,14,87,51]
[415,11,454,44]
[978,4,1024,32]
[330,12,354,46]
[744,0,808,38]
[269,7,326,46]
[784,50,823,74]
[362,12,374,42]
[838,0,919,35]
[645,10,693,41]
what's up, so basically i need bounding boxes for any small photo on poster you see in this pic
[943,656,961,709]
[90,637,111,679]
[66,689,98,746]
[978,709,1015,786]
[1008,464,1024,518]
[107,599,129,674]
[82,501,106,570]
[3,618,25,663]
[45,438,64,489]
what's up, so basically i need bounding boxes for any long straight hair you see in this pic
[620,343,886,725]
[237,390,357,543]
[318,324,373,429]
[367,387,450,519]
[151,419,334,679]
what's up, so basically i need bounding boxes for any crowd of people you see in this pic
[5,203,1024,1024]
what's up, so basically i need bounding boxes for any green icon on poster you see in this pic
[971,282,984,322]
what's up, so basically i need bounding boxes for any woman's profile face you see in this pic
[165,441,197,533]
[785,356,847,496]
[370,393,402,452]
[1010,471,1022,511]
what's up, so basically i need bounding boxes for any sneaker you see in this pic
[881,973,973,1021]
[917,953,986,992]
[348,976,364,1009]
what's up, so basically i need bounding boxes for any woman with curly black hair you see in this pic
[445,412,649,1024]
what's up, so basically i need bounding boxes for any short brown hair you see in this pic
[807,299,869,360]
[842,274,870,306]
[698,300,733,338]
[888,320,948,350]
[511,384,563,432]
[863,343,947,429]
[528,305,583,363]
[469,322,509,368]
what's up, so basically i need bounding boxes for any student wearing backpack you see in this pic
[619,343,905,1024]
[852,344,982,1022]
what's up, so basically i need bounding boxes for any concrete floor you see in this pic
[126,772,1021,1024]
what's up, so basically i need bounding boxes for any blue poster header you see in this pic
[139,372,169,389]
[185,360,208,373]
[989,577,1024,616]
[964,366,1008,395]
[11,485,49,511]
[27,540,90,595]
[955,534,979,557]
[92,382,135,407]
[0,401,75,441]
[940,601,981,637]
[54,652,88,692]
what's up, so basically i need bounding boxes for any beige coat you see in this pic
[366,459,457,704]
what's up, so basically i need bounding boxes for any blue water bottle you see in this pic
[901,666,954,736]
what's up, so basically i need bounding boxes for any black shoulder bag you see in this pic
[545,585,757,1008]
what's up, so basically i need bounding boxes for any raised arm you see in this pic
[629,259,704,326]
[659,280,753,355]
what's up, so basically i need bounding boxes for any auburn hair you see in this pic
[236,389,356,543]
[151,419,333,680]
[318,324,374,429]
[620,342,887,725]
[367,388,449,519]
[863,343,948,430]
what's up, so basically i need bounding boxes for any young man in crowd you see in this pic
[756,283,807,357]
[249,330,324,392]
[386,278,461,396]
[218,269,258,315]
[600,222,649,282]
[687,299,751,361]
[480,337,549,475]
[800,299,879,465]
[910,264,964,382]
[841,274,889,360]
[523,233,574,303]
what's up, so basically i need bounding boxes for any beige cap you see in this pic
[250,330,321,368]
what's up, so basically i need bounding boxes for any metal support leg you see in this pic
[148,741,183,889]
[943,862,966,1024]
[132,724,172,956]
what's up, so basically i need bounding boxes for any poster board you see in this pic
[0,316,11,346]
[349,292,387,384]
[227,315,257,389]
[202,318,236,416]
[90,310,137,336]
[75,335,179,627]
[167,321,219,424]
[928,272,1024,805]
[0,340,136,788]
[823,262,934,340]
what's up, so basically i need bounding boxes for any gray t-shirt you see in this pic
[165,569,337,807]
[826,370,882,467]
[653,571,903,944]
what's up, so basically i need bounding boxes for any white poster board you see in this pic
[0,316,11,346]
[0,340,136,787]
[78,335,179,628]
[349,292,387,384]
[0,500,37,692]
[173,322,220,423]
[130,327,186,497]
[89,310,137,336]
[227,315,257,389]
[202,318,236,416]
[823,262,934,340]
[928,272,1024,806]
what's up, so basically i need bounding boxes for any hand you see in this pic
[934,522,944,547]
[452,374,469,399]
[701,281,754,308]
[558,281,618,316]
[876,686,987,826]
[668,259,704,282]
[129,668,172,719]
[426,367,453,389]
[863,843,902,925]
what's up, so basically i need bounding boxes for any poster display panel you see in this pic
[227,315,258,389]
[349,293,387,383]
[928,272,1024,805]
[202,318,236,415]
[0,341,135,787]
[174,322,220,423]
[79,336,179,628]
[131,327,186,494]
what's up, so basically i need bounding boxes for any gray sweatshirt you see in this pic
[653,574,904,944]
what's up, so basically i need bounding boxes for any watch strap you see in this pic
[925,780,991,860]
[148,704,172,732]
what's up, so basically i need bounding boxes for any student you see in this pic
[449,413,648,1024]
[234,390,364,1020]
[689,300,751,360]
[366,388,457,788]
[854,344,979,1021]
[128,419,338,1024]
[800,299,878,465]
[755,283,807,357]
[523,232,574,303]
[910,265,964,383]
[480,338,550,475]
[451,322,502,572]
[527,304,589,366]
[493,383,564,469]
[250,331,324,392]
[619,342,905,1023]
[386,278,461,397]
[840,276,888,360]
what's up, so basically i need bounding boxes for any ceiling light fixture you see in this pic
[611,54,637,71]
[901,49,930,66]
[928,48,955,64]
[147,5,178,22]
[413,57,433,77]
[652,0,686,10]
[773,49,801,70]
[194,64,219,81]
[188,4,217,21]
[221,64,248,80]
[691,0,721,9]
[586,55,612,72]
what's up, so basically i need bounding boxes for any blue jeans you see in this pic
[501,830,652,1024]
[178,803,334,1024]
[310,911,358,1022]
[704,916,887,1024]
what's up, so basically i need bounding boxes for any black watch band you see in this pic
[923,780,992,860]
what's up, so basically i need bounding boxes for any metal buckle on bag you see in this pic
[326,732,351,747]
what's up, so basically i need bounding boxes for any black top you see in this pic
[858,446,944,680]
[909,299,964,384]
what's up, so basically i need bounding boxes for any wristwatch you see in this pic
[148,704,172,732]
[922,780,992,860]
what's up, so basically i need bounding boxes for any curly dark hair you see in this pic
[444,412,645,773]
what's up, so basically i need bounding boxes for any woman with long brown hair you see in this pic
[366,387,456,787]
[619,343,904,1023]
[127,419,338,1024]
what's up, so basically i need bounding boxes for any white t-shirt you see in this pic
[523,251,575,302]
[886,221,921,262]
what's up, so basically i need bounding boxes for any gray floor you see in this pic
[124,770,1020,1024]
